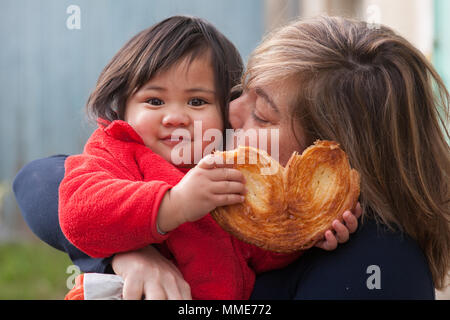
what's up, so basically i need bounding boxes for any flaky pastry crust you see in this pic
[211,140,360,253]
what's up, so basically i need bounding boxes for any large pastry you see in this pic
[211,141,360,253]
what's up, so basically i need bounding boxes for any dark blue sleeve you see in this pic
[13,155,112,273]
[251,218,435,300]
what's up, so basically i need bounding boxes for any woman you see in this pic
[14,16,449,299]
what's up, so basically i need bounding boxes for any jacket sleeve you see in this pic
[59,147,173,258]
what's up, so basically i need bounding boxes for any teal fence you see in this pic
[434,0,450,89]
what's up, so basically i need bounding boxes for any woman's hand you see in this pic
[315,202,362,251]
[111,245,191,300]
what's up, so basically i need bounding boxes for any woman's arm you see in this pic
[12,155,112,273]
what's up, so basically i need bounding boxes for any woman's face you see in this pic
[229,80,307,166]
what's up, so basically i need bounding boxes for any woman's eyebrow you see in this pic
[255,87,280,114]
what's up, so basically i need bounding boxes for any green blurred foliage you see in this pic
[0,242,72,299]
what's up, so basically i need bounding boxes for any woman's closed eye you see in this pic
[251,110,271,125]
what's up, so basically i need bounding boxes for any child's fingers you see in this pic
[343,210,358,234]
[315,230,338,251]
[197,154,234,169]
[354,202,363,219]
[332,220,349,243]
[197,154,218,169]
[213,194,245,207]
[211,181,247,195]
[209,167,246,183]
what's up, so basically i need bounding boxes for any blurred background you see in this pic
[0,0,448,299]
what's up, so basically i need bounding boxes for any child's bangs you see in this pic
[137,35,212,90]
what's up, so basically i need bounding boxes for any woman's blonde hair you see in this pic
[245,16,450,290]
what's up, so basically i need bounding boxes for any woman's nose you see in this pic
[229,96,246,129]
[162,111,190,127]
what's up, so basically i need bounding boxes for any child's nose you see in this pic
[162,112,190,127]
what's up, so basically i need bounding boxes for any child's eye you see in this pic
[188,98,207,107]
[146,98,164,106]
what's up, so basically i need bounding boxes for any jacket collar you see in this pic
[99,119,145,146]
[99,119,191,174]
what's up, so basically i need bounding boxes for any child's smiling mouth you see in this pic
[160,135,192,147]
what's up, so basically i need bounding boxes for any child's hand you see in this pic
[315,202,362,251]
[157,154,246,232]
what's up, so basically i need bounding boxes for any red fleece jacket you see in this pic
[59,120,302,299]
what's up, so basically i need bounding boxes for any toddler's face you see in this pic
[124,55,223,167]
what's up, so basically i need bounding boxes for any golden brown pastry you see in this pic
[211,141,360,253]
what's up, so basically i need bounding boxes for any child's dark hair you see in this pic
[87,15,243,129]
